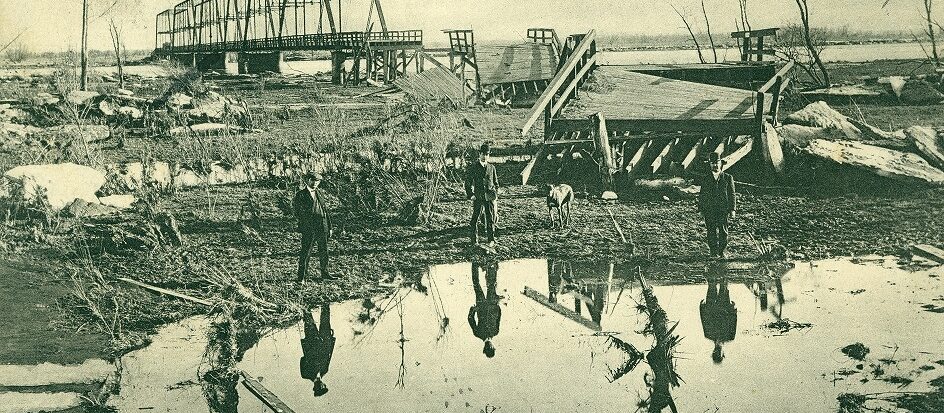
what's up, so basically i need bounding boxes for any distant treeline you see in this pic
[597,27,914,51]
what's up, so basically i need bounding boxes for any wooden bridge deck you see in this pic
[476,43,559,86]
[561,66,770,123]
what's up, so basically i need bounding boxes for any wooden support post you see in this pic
[712,138,726,156]
[741,37,751,61]
[754,92,766,152]
[591,113,615,178]
[756,36,765,62]
[681,138,706,171]
[626,140,653,174]
[769,76,783,125]
[650,138,679,174]
[520,146,546,185]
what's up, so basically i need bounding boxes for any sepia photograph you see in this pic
[0,0,943,411]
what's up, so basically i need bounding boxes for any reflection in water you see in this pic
[637,274,682,413]
[201,310,262,413]
[746,268,787,320]
[469,260,501,358]
[700,263,737,364]
[300,305,335,397]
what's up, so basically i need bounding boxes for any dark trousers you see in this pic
[703,213,729,255]
[298,230,328,280]
[470,198,496,243]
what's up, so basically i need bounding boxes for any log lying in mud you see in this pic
[905,126,944,170]
[802,139,944,186]
[118,277,213,306]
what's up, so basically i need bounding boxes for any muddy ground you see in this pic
[1,58,943,383]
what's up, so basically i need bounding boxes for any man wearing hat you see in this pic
[465,143,499,247]
[294,172,334,281]
[697,152,736,258]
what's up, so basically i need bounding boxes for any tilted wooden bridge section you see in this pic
[519,28,793,184]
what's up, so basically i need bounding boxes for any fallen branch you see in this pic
[606,208,628,244]
[118,277,213,306]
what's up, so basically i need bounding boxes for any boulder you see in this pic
[117,106,143,119]
[905,126,944,170]
[784,101,902,141]
[35,92,60,105]
[98,99,118,116]
[66,90,100,106]
[63,198,119,218]
[116,88,134,96]
[99,194,136,210]
[803,139,944,186]
[879,76,907,97]
[166,92,193,108]
[3,163,106,210]
[601,191,618,200]
[189,91,248,121]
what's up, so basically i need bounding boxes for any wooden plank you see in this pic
[682,138,706,170]
[241,371,297,413]
[721,138,753,171]
[523,287,601,331]
[912,244,944,264]
[758,61,795,94]
[118,277,213,306]
[625,139,653,174]
[521,30,597,136]
[550,118,757,136]
[650,138,679,174]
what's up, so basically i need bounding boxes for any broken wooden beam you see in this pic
[521,30,597,136]
[118,277,213,306]
[721,138,753,172]
[241,371,296,413]
[911,244,944,264]
[523,287,601,331]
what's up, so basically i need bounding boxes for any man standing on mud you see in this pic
[294,173,334,281]
[300,304,335,397]
[697,152,736,258]
[465,143,499,247]
[469,260,501,358]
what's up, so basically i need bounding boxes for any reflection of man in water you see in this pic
[547,259,571,303]
[468,261,501,358]
[699,265,737,364]
[300,305,336,397]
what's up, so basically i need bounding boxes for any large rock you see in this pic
[188,91,248,121]
[3,163,106,210]
[66,90,100,106]
[803,139,944,186]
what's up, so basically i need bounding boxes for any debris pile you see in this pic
[779,101,944,186]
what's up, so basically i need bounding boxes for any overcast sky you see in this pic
[0,0,933,52]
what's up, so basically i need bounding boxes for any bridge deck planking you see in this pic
[560,66,771,122]
[476,43,559,86]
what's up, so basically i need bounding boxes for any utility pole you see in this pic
[80,0,89,90]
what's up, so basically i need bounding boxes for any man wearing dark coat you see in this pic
[700,263,737,364]
[468,260,501,358]
[697,152,737,258]
[300,305,335,397]
[293,173,334,281]
[465,143,499,246]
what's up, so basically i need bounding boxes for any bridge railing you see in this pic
[155,30,424,54]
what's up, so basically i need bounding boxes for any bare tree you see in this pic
[672,4,706,63]
[793,0,830,87]
[81,0,89,90]
[738,0,752,31]
[108,19,124,89]
[701,0,718,63]
[885,0,941,66]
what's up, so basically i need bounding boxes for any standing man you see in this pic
[300,304,335,397]
[294,173,334,281]
[697,152,736,258]
[468,260,501,358]
[465,143,499,247]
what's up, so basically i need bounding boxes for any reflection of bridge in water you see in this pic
[153,0,423,83]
